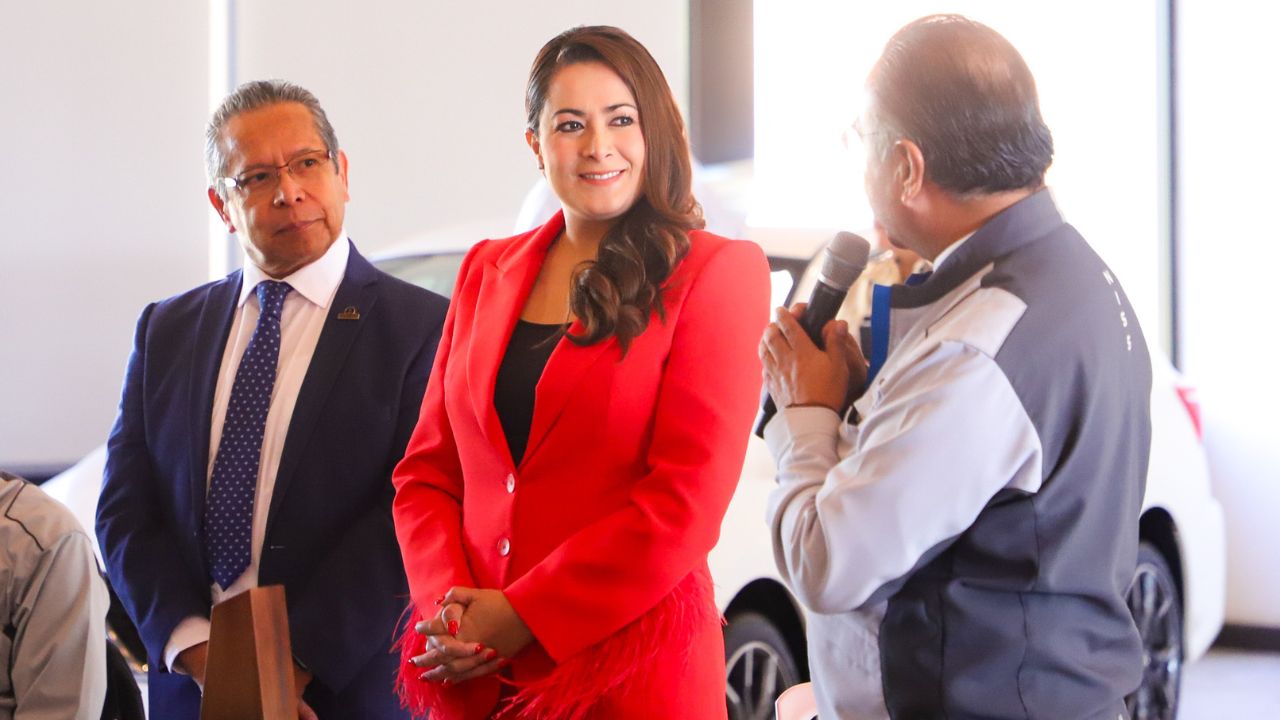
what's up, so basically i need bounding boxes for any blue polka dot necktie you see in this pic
[205,280,292,589]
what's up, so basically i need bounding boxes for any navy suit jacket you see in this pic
[96,242,448,718]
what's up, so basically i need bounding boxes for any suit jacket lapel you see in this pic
[187,272,241,531]
[267,242,379,526]
[467,215,564,469]
[522,322,617,466]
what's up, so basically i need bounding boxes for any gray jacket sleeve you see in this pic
[10,532,109,720]
[764,337,1043,614]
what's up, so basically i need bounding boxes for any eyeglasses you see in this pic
[218,150,335,196]
[842,117,891,151]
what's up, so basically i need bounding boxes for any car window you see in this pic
[374,253,467,298]
[767,256,811,308]
[791,254,823,306]
[769,270,795,310]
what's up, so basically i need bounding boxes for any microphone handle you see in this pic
[754,282,849,437]
[797,283,848,349]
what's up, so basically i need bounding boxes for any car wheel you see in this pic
[1125,541,1183,720]
[725,611,801,720]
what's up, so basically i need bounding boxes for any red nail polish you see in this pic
[440,678,449,687]
[486,649,499,661]
[474,643,484,653]
[434,595,445,605]
[448,620,459,636]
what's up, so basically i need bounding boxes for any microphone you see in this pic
[754,231,871,437]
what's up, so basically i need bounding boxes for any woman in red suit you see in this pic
[392,25,770,719]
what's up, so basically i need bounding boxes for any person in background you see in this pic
[760,15,1151,719]
[392,25,770,720]
[0,470,108,720]
[96,80,448,719]
[835,222,925,340]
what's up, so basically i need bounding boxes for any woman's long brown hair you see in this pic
[526,25,704,354]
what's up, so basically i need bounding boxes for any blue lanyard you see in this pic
[866,283,893,388]
[865,272,931,389]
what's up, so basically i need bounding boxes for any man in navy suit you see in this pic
[96,80,447,719]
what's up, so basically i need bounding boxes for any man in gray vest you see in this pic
[759,15,1150,719]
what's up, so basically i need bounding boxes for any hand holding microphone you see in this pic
[755,232,871,437]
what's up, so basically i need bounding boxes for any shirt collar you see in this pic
[928,230,975,272]
[239,230,350,309]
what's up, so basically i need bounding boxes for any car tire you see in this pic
[724,611,801,720]
[1125,541,1184,720]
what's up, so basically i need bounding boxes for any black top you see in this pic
[494,319,564,465]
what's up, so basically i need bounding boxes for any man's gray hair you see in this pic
[205,79,340,196]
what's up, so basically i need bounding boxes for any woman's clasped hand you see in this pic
[410,587,535,685]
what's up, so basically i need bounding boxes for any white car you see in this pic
[43,238,1225,720]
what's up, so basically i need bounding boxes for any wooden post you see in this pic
[200,585,296,720]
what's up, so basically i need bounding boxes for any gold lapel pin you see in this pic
[337,306,360,321]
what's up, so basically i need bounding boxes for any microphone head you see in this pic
[819,231,872,290]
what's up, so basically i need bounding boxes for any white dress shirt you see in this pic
[927,230,973,271]
[164,235,349,671]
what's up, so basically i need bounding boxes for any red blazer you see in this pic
[392,214,770,719]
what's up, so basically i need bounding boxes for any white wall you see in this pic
[0,1,687,473]
[235,0,688,254]
[0,1,211,473]
[1177,0,1280,626]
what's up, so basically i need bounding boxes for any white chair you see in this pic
[775,682,818,720]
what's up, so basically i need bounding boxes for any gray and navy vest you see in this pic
[879,190,1148,718]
